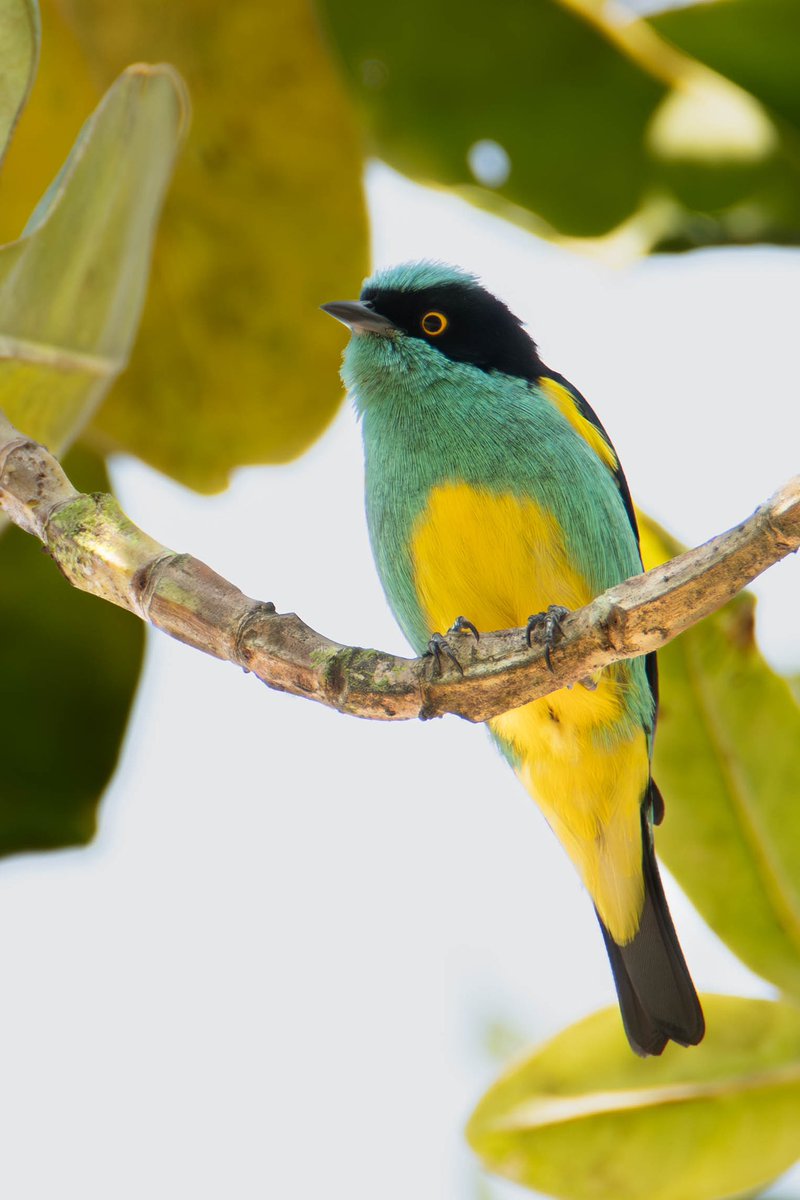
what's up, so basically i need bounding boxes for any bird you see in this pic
[322,261,704,1057]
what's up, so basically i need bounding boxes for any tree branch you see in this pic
[1,410,798,723]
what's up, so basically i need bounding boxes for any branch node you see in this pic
[42,493,86,539]
[133,551,188,620]
[0,436,34,479]
[766,510,800,554]
[234,601,278,668]
[597,598,628,650]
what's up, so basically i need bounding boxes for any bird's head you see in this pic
[322,262,542,400]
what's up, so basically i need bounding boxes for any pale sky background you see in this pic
[0,162,798,1199]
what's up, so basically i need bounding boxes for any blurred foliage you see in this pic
[320,0,666,237]
[0,0,37,168]
[319,0,800,253]
[468,997,800,1200]
[0,62,187,456]
[1,0,369,491]
[651,0,800,130]
[2,4,800,1199]
[0,3,181,860]
[640,517,800,1000]
[80,0,368,489]
[0,443,144,854]
[647,0,800,251]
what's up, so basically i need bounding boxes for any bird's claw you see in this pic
[525,604,570,672]
[425,615,480,676]
[426,631,464,676]
[447,614,480,642]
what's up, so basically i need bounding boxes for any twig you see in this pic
[1,411,798,723]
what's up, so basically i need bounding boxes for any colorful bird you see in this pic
[323,262,704,1056]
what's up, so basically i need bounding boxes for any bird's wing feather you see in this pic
[538,369,639,544]
[538,368,660,720]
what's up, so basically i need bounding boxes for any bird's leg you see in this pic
[425,615,480,677]
[525,604,570,672]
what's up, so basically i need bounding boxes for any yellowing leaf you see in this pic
[0,0,37,170]
[33,0,369,490]
[638,516,800,998]
[0,63,188,457]
[0,0,96,243]
[468,996,800,1200]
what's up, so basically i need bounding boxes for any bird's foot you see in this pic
[525,604,570,672]
[426,632,464,676]
[447,614,480,642]
[425,616,480,677]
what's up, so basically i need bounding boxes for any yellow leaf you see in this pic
[0,64,188,456]
[468,996,800,1200]
[0,0,93,240]
[18,0,369,490]
[0,0,38,172]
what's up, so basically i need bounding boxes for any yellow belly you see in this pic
[411,482,648,944]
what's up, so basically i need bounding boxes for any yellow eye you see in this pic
[421,311,448,336]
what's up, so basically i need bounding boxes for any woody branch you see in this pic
[1,411,798,724]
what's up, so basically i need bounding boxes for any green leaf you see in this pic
[467,996,800,1200]
[638,516,800,998]
[0,62,187,458]
[643,0,800,251]
[44,0,370,490]
[319,0,665,237]
[0,0,38,168]
[0,444,144,855]
[651,0,800,133]
[321,0,800,251]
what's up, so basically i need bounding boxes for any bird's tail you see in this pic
[598,796,705,1056]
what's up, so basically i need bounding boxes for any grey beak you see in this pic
[321,300,397,335]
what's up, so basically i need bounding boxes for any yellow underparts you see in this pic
[411,482,648,945]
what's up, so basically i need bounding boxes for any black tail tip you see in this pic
[625,999,706,1058]
[599,804,705,1057]
[602,918,705,1056]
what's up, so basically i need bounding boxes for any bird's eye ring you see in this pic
[421,311,448,336]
